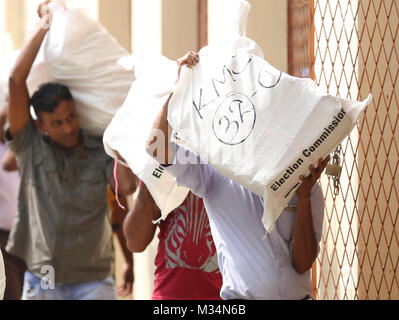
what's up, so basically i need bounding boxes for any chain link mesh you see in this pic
[289,0,398,300]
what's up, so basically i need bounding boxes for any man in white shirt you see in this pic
[146,51,329,300]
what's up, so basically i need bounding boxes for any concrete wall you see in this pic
[4,0,26,50]
[207,0,288,72]
[162,0,198,60]
[98,0,131,52]
[246,0,288,72]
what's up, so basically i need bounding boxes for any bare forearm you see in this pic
[116,227,134,266]
[123,205,158,253]
[146,93,174,165]
[123,184,160,252]
[146,51,200,165]
[292,195,318,274]
[8,23,48,137]
[292,158,328,273]
[109,193,134,265]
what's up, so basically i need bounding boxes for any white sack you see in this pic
[26,47,55,97]
[45,5,134,136]
[0,48,54,108]
[103,54,189,219]
[210,0,251,45]
[168,37,372,233]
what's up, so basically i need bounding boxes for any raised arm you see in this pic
[292,156,329,273]
[146,51,199,166]
[8,2,51,138]
[123,182,161,253]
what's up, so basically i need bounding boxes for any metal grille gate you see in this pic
[289,0,399,300]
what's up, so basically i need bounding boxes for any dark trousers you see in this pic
[0,229,26,300]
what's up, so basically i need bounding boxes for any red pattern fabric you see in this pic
[152,192,222,300]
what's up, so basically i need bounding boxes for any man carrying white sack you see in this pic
[5,2,137,300]
[147,51,330,300]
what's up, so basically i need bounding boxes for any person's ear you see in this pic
[35,119,48,136]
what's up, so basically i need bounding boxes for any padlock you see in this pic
[325,163,342,177]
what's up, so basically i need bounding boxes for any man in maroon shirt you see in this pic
[124,181,222,300]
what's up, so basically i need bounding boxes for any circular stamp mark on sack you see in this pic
[212,92,256,145]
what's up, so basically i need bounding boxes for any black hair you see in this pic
[30,82,73,117]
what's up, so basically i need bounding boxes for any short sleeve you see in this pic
[5,121,37,156]
[165,144,214,199]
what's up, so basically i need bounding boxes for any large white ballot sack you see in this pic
[103,54,189,219]
[0,48,54,108]
[168,37,372,233]
[45,5,134,136]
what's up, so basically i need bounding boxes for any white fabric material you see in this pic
[44,5,134,136]
[26,50,54,97]
[167,37,372,233]
[103,54,189,218]
[213,0,251,45]
[0,144,20,231]
[0,249,5,300]
[166,145,325,300]
[0,48,54,103]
